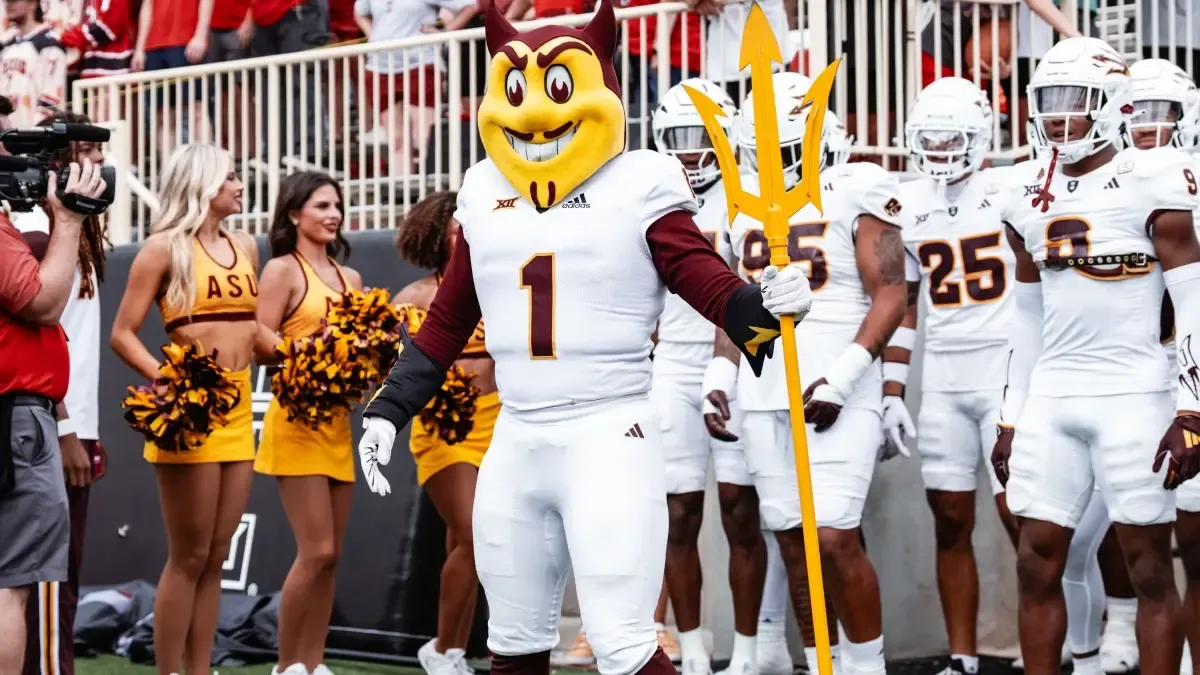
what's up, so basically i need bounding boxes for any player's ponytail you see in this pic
[152,144,234,315]
[395,191,458,272]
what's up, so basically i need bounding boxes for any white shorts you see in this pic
[473,396,667,675]
[1177,478,1200,513]
[651,372,751,494]
[917,389,1005,495]
[741,407,882,531]
[1006,392,1176,529]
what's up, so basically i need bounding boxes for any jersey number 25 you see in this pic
[918,232,1007,306]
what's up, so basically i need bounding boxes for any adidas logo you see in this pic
[624,423,645,439]
[561,193,590,209]
[1104,178,1120,189]
[978,199,991,209]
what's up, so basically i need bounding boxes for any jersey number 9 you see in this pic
[918,232,1007,307]
[740,222,830,290]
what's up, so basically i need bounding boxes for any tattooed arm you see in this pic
[854,215,909,358]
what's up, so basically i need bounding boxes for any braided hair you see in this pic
[395,191,458,271]
[38,109,108,298]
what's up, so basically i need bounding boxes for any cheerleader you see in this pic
[393,191,498,675]
[255,172,362,675]
[109,144,258,675]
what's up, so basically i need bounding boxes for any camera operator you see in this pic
[0,97,108,675]
[13,110,108,675]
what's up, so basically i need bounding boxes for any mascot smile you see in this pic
[480,0,625,209]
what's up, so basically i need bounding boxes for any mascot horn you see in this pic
[478,0,626,210]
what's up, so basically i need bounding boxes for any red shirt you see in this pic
[251,0,305,27]
[144,0,199,50]
[60,0,134,78]
[534,0,587,18]
[0,217,69,401]
[328,0,360,40]
[619,0,702,71]
[212,0,251,31]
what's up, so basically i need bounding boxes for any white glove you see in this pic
[880,395,914,460]
[760,265,813,321]
[359,416,397,496]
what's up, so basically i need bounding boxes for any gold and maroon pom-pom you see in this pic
[326,287,404,367]
[271,330,377,430]
[417,365,481,445]
[121,343,241,452]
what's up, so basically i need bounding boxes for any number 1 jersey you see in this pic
[453,150,699,415]
[1005,146,1199,398]
[728,161,903,412]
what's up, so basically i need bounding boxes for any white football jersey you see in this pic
[729,162,902,412]
[901,168,1018,391]
[0,26,65,127]
[1005,146,1199,398]
[454,150,699,417]
[655,179,735,376]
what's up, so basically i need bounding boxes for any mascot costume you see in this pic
[358,2,816,674]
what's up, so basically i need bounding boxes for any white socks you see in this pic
[728,633,757,671]
[1105,597,1137,638]
[1074,654,1103,675]
[844,636,885,675]
[679,628,709,667]
[803,645,842,675]
[759,531,789,626]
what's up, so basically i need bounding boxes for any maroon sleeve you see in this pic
[646,210,744,325]
[410,238,483,371]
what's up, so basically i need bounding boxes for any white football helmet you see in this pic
[736,72,844,188]
[1026,37,1132,164]
[905,76,994,181]
[1124,58,1200,150]
[652,78,737,190]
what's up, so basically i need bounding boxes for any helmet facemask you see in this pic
[907,126,982,182]
[1128,98,1184,149]
[1028,83,1118,164]
[654,125,723,189]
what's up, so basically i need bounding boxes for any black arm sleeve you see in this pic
[362,327,447,428]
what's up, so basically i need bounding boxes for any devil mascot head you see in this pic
[478,0,625,209]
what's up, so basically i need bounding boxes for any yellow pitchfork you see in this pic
[681,7,842,675]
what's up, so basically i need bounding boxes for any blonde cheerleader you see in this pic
[392,191,498,675]
[255,172,362,675]
[109,144,258,675]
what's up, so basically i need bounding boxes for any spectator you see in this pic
[0,0,67,127]
[57,0,134,121]
[355,0,477,172]
[132,0,215,153]
[250,0,331,161]
[0,102,106,675]
[207,0,252,157]
[18,109,109,675]
[695,0,788,105]
[619,0,704,118]
[1005,0,1081,145]
[329,0,362,145]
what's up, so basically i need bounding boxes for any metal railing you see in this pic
[69,0,1197,244]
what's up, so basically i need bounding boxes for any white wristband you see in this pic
[882,361,909,386]
[825,343,874,397]
[57,418,76,438]
[887,326,916,352]
[702,356,739,400]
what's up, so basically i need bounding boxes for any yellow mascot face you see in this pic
[479,0,625,210]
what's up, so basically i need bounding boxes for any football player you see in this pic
[649,78,768,675]
[703,70,907,675]
[1120,57,1200,675]
[991,37,1200,675]
[356,5,815,675]
[885,75,1021,675]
